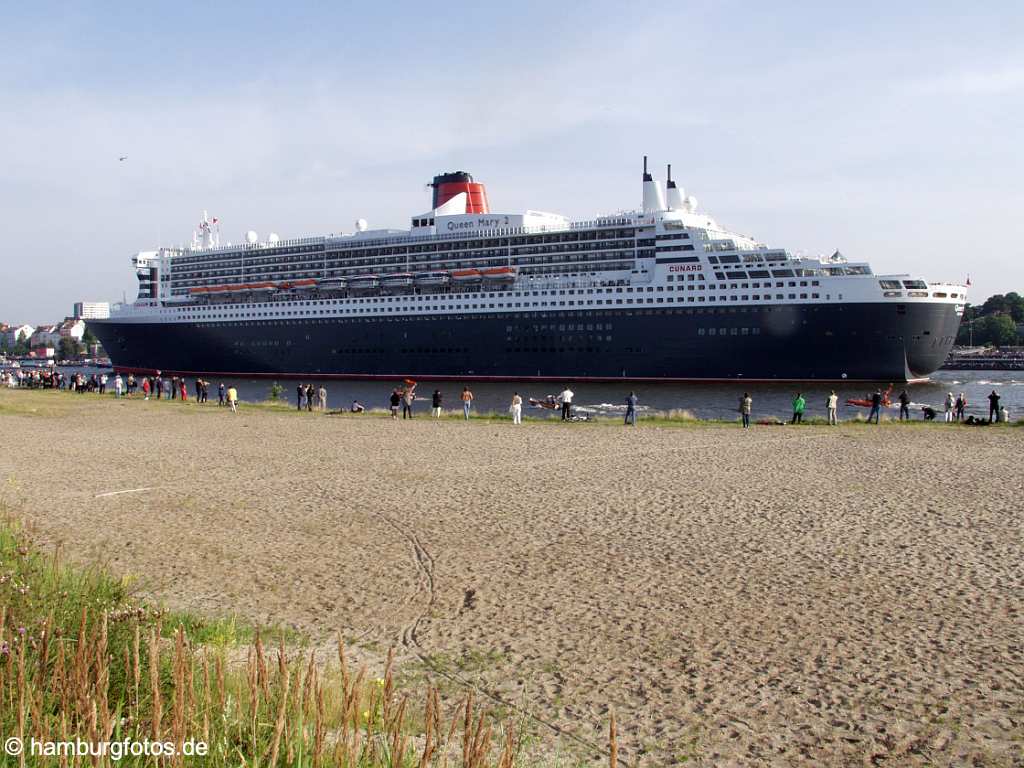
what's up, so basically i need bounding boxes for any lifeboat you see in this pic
[247,281,278,293]
[452,269,482,284]
[348,275,381,292]
[318,277,348,291]
[382,273,415,293]
[414,270,450,288]
[188,286,211,295]
[291,278,318,291]
[482,266,516,283]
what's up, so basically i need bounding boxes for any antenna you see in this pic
[667,164,672,184]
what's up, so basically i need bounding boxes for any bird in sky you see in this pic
[119,156,128,161]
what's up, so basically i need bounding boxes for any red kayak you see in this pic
[846,384,893,408]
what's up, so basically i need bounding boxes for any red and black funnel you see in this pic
[430,171,490,213]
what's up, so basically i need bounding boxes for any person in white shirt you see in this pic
[114,374,124,399]
[944,392,955,422]
[557,388,574,421]
[510,392,523,425]
[827,390,839,425]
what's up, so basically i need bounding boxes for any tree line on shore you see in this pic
[957,292,1024,347]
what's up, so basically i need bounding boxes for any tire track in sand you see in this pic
[373,511,624,766]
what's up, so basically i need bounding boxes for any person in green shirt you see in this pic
[791,393,806,424]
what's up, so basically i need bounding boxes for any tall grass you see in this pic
[0,515,611,766]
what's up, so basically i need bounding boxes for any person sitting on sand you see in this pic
[351,400,364,413]
[922,405,937,421]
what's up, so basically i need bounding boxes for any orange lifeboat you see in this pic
[452,269,482,283]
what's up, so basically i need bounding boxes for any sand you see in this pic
[1,389,1022,766]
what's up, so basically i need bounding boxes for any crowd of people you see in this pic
[2,368,1013,426]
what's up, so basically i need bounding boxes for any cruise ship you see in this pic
[87,160,966,382]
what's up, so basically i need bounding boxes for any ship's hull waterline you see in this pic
[89,301,960,383]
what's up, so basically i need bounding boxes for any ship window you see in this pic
[902,280,927,290]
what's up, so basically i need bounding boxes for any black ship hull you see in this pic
[88,301,961,382]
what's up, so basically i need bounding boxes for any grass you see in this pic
[0,510,620,767]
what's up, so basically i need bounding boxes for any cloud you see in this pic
[910,64,1024,95]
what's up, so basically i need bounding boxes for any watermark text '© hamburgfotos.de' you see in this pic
[4,736,209,760]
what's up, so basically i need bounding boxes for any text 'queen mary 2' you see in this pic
[88,160,966,382]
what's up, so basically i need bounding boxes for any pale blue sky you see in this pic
[2,1,1022,323]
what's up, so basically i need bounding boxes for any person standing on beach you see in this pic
[227,385,238,413]
[304,384,313,412]
[390,388,401,419]
[431,389,443,418]
[625,391,638,426]
[402,387,415,419]
[170,376,178,399]
[558,387,574,421]
[955,392,966,421]
[988,389,1001,422]
[898,389,910,421]
[791,393,805,424]
[297,383,305,411]
[318,385,327,412]
[868,390,882,424]
[179,378,188,401]
[740,392,752,428]
[827,390,839,425]
[944,392,955,422]
[194,378,202,402]
[142,377,151,400]
[461,386,474,420]
[218,382,226,406]
[510,392,523,424]
[114,374,123,399]
[154,374,162,399]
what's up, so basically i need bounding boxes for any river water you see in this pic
[11,366,1021,422]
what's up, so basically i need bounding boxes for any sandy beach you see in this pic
[1,390,1021,766]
